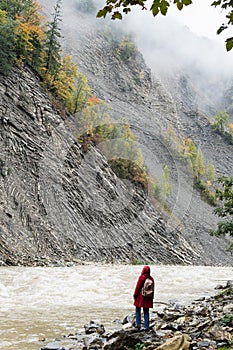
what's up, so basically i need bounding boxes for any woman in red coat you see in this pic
[133,265,154,329]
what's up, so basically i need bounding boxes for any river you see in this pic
[0,264,232,350]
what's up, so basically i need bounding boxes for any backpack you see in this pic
[142,278,154,297]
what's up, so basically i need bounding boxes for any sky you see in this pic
[168,0,230,43]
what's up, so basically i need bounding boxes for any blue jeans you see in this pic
[135,306,149,329]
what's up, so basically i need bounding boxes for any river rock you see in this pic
[148,334,191,350]
[208,325,232,342]
[102,328,159,350]
[223,303,233,314]
[84,321,105,335]
[87,336,105,349]
[122,322,134,330]
[122,314,135,325]
[197,340,211,348]
[41,342,67,350]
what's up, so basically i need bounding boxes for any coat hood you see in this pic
[141,265,150,276]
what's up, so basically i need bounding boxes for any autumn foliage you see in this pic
[0,0,149,191]
[0,0,45,71]
[0,0,90,115]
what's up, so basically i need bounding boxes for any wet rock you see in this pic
[196,320,214,331]
[38,336,46,342]
[160,323,180,331]
[195,306,209,317]
[176,316,188,325]
[216,341,230,348]
[122,314,135,325]
[162,311,185,322]
[88,336,105,349]
[198,340,210,348]
[41,342,67,350]
[102,329,148,350]
[84,321,105,335]
[122,322,133,330]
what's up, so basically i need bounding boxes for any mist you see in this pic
[121,7,233,74]
[92,1,232,112]
[40,0,233,112]
[45,0,233,76]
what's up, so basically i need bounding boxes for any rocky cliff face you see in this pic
[56,2,232,264]
[0,1,232,266]
[0,66,202,266]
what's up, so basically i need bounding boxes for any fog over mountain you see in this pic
[56,0,233,113]
[108,5,233,113]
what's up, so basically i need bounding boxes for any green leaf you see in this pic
[176,2,183,10]
[123,7,131,14]
[217,24,228,34]
[211,0,222,7]
[160,0,169,15]
[151,2,159,16]
[226,37,233,51]
[226,11,233,25]
[183,0,192,5]
[96,8,108,18]
[112,11,122,19]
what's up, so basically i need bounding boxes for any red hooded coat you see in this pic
[133,265,154,309]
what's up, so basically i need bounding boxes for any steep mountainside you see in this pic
[0,1,232,266]
[0,66,203,266]
[48,1,233,263]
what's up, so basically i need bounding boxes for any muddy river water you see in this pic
[0,264,232,350]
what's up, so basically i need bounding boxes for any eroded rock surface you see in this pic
[0,66,202,266]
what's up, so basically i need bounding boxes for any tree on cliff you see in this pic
[212,111,229,134]
[212,176,233,238]
[14,0,44,68]
[0,0,44,72]
[0,9,16,73]
[43,0,62,78]
[97,0,233,51]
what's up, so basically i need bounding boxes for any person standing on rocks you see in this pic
[133,265,154,330]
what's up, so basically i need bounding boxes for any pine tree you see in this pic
[182,138,197,162]
[43,0,62,79]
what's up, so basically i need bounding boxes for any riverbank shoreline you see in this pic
[39,281,233,350]
[1,257,233,268]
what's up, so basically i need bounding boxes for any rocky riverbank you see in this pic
[39,281,233,350]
